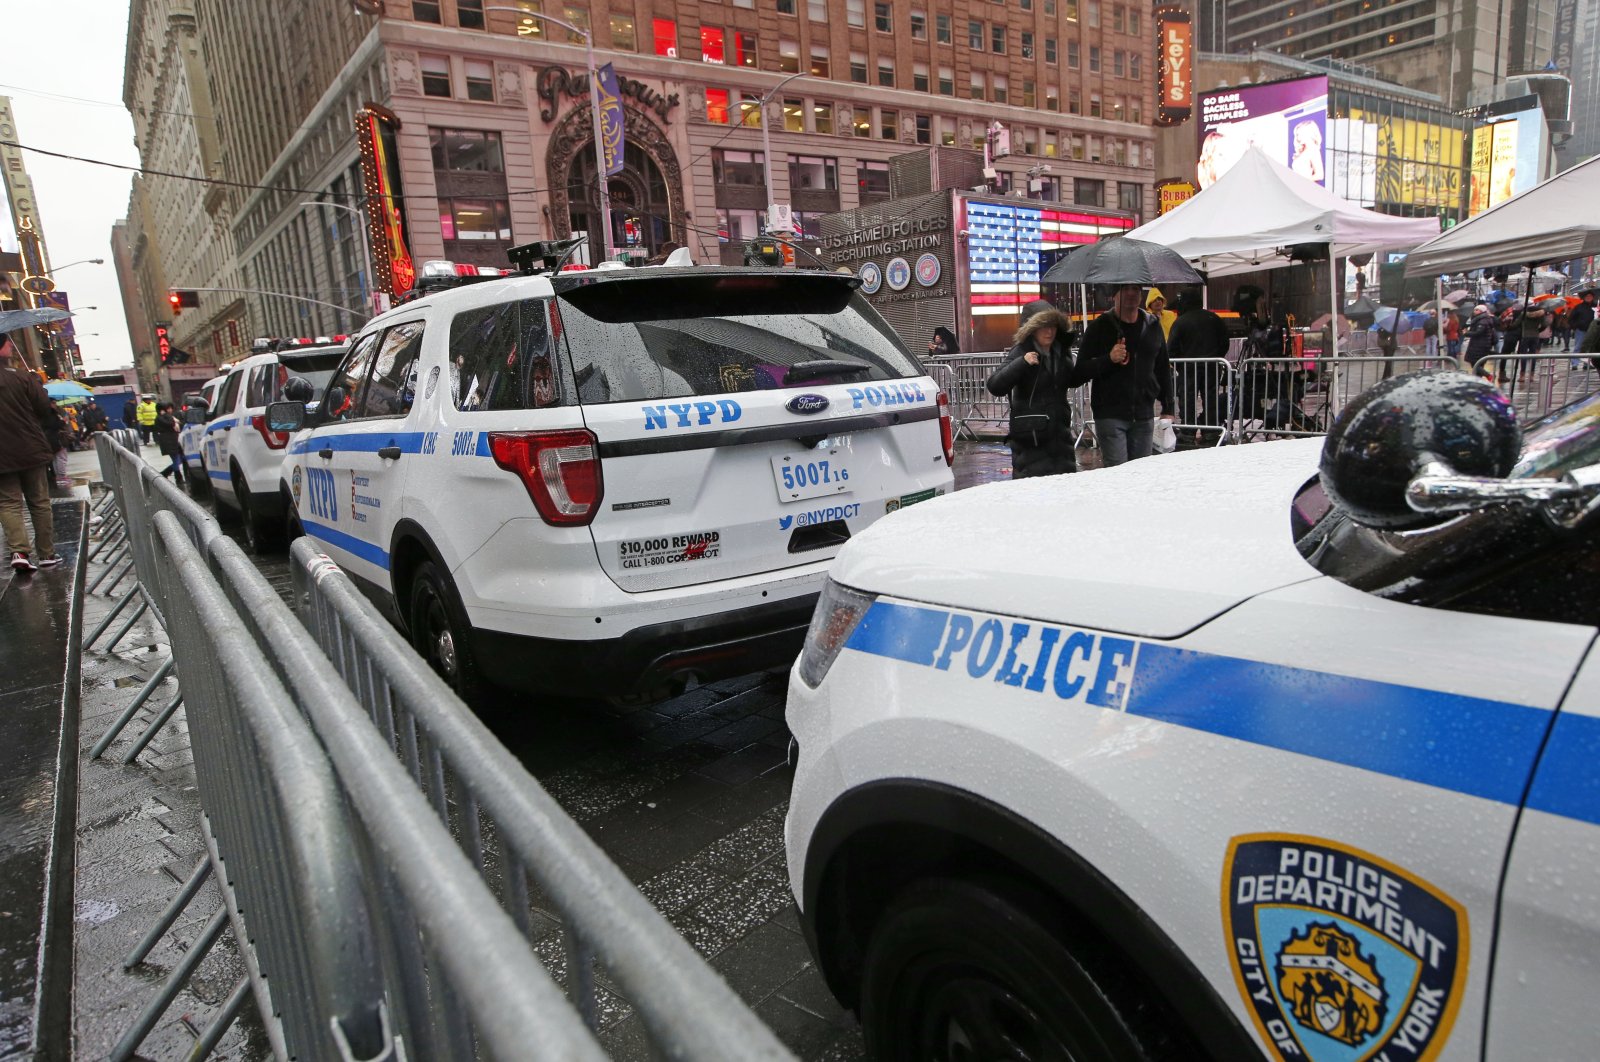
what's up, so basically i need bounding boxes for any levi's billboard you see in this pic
[1155,6,1192,126]
[1196,74,1329,190]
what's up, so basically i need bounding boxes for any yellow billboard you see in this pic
[1348,109,1465,209]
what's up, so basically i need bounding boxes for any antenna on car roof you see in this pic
[507,238,586,276]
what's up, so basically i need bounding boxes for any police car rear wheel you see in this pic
[234,478,281,554]
[861,878,1167,1062]
[409,562,484,703]
[282,488,303,544]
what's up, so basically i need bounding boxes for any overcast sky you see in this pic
[1,1,141,372]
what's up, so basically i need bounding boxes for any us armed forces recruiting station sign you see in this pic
[1223,835,1468,1062]
[818,192,955,306]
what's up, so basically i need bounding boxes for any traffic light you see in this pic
[168,290,199,315]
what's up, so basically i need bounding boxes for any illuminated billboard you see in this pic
[1468,98,1545,216]
[1196,75,1328,189]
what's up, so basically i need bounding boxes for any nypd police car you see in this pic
[179,375,224,490]
[786,371,1600,1061]
[268,261,954,702]
[198,340,346,550]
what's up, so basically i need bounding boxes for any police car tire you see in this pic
[408,561,486,703]
[859,877,1175,1062]
[186,462,210,499]
[235,478,281,555]
[283,488,304,545]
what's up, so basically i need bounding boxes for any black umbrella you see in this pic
[1041,236,1204,286]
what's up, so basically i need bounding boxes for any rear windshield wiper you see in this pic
[785,360,872,384]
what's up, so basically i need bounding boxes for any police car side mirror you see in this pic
[183,407,206,426]
[266,401,306,433]
[1319,370,1520,529]
[282,375,315,403]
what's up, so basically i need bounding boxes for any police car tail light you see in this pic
[798,579,877,688]
[937,390,955,467]
[249,414,289,450]
[488,429,604,526]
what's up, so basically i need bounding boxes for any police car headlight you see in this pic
[798,579,876,688]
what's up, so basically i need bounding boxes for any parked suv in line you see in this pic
[179,376,224,492]
[199,341,346,550]
[269,264,955,702]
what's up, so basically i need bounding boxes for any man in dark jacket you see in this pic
[1568,290,1595,359]
[1165,290,1230,429]
[985,301,1096,477]
[0,335,60,571]
[1078,284,1176,465]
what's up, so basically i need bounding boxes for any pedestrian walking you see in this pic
[1078,284,1176,465]
[153,402,186,485]
[1145,288,1178,340]
[136,393,158,445]
[1165,290,1230,437]
[0,335,61,571]
[1465,304,1498,377]
[1569,291,1596,368]
[121,397,137,431]
[1443,308,1462,361]
[1422,309,1440,360]
[984,301,1093,478]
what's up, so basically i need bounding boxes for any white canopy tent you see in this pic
[1403,153,1600,276]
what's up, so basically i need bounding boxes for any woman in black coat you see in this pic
[985,303,1098,478]
[153,402,186,483]
[1464,304,1498,376]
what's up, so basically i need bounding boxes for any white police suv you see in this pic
[198,341,346,550]
[179,375,224,488]
[786,371,1600,1062]
[269,262,954,702]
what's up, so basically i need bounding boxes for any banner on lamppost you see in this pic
[596,63,625,177]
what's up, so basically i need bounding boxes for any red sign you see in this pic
[213,330,223,357]
[156,325,170,362]
[357,103,415,297]
[1156,6,1193,127]
[1155,179,1197,214]
[227,319,239,347]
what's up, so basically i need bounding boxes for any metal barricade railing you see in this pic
[1233,355,1465,442]
[925,352,1008,439]
[1478,352,1600,423]
[289,539,795,1060]
[1170,357,1233,445]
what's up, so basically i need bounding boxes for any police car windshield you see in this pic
[554,283,919,403]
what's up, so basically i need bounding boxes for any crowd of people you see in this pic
[1423,278,1600,379]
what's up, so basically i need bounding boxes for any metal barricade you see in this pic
[1233,355,1464,442]
[289,539,796,1060]
[1169,357,1233,445]
[1478,352,1600,423]
[925,352,1008,438]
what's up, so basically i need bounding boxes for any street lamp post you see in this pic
[487,6,614,262]
[758,71,809,223]
[43,258,106,275]
[298,200,373,309]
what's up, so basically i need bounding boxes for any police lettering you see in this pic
[305,466,339,522]
[641,400,743,430]
[929,612,1136,710]
[844,383,928,410]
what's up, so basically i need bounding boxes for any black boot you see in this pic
[160,467,173,479]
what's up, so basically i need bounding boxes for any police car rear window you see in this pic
[448,298,576,411]
[553,288,920,403]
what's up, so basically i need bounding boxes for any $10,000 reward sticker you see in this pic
[619,530,721,570]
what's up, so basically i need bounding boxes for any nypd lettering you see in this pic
[777,502,861,531]
[843,601,1137,711]
[641,400,743,430]
[305,466,339,522]
[1223,835,1467,1062]
[619,530,721,569]
[845,384,927,410]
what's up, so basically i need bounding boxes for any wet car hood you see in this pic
[833,438,1327,639]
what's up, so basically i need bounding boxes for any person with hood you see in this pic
[927,327,960,357]
[985,299,1096,478]
[1145,288,1178,339]
[1078,284,1176,465]
[153,401,186,484]
[136,393,158,445]
[1464,303,1499,376]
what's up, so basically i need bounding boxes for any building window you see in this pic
[809,0,826,19]
[652,18,678,57]
[777,0,795,14]
[457,0,485,28]
[734,0,754,9]
[1021,0,1032,9]
[875,1,892,31]
[859,159,891,198]
[913,62,930,91]
[938,66,954,94]
[1130,99,1141,123]
[942,123,957,146]
[1044,131,1058,157]
[878,59,895,86]
[1089,93,1101,117]
[1113,3,1123,32]
[1045,37,1056,63]
[1046,86,1059,110]
[969,19,983,48]
[782,97,805,132]
[1088,134,1101,161]
[1021,79,1035,107]
[439,198,512,241]
[1075,178,1104,206]
[915,114,931,144]
[790,155,838,189]
[736,92,762,126]
[850,52,868,82]
[1129,54,1141,80]
[1021,31,1033,59]
[1069,89,1081,114]
[1087,0,1099,26]
[1067,40,1079,68]
[702,26,727,63]
[1110,135,1125,162]
[511,0,543,37]
[706,87,732,123]
[1113,50,1124,77]
[1128,141,1140,166]
[847,0,865,26]
[991,24,1005,53]
[1069,134,1083,159]
[717,208,761,242]
[430,128,505,171]
[880,108,898,139]
[1119,181,1141,213]
[1022,129,1037,154]
[412,0,441,22]
[813,101,834,134]
[970,73,985,100]
[560,5,587,42]
[1066,0,1077,17]
[421,54,452,97]
[464,59,494,101]
[1089,46,1100,72]
[1112,97,1124,121]
[853,106,872,137]
[737,32,757,66]
[909,9,927,39]
[936,13,952,42]
[780,39,800,73]
[713,149,766,186]
[993,74,1008,103]
[610,14,636,49]
[1128,8,1139,33]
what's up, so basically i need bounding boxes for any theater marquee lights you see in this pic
[357,103,415,297]
[1155,5,1193,127]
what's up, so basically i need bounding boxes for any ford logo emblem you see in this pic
[786,394,829,415]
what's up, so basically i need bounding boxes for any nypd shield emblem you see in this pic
[1222,835,1468,1062]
